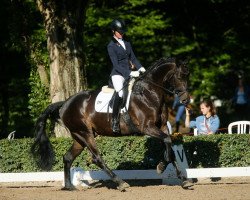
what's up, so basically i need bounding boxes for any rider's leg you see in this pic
[112,94,122,133]
[111,75,124,133]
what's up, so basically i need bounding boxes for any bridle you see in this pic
[144,77,175,94]
[138,66,188,98]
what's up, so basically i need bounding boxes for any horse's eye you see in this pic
[175,90,181,94]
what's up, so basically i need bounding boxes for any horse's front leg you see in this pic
[160,134,194,188]
[144,126,193,188]
[156,135,177,174]
[143,126,172,171]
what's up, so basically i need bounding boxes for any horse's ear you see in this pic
[175,59,183,68]
[176,54,190,66]
[182,57,190,66]
[176,57,190,76]
[177,57,190,69]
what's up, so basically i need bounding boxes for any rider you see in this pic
[107,19,146,133]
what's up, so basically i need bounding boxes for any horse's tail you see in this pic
[31,101,64,171]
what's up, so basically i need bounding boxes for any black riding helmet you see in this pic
[110,19,127,34]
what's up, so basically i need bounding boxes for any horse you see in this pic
[31,57,191,191]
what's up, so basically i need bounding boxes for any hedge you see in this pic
[0,134,249,173]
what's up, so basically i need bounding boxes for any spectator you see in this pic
[232,76,250,120]
[185,99,220,135]
[172,94,185,132]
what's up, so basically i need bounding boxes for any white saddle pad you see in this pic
[95,86,132,113]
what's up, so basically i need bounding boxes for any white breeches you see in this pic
[111,75,125,97]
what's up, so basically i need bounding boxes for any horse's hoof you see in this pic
[117,181,130,192]
[181,180,194,189]
[61,185,77,191]
[157,162,166,174]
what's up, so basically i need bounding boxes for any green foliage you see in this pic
[28,68,50,124]
[0,0,40,138]
[28,28,50,124]
[0,134,249,173]
[84,0,170,89]
[183,134,250,168]
[0,139,38,172]
[1,0,250,139]
[218,135,250,167]
[84,0,250,103]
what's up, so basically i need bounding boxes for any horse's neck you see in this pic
[138,76,165,103]
[149,65,174,86]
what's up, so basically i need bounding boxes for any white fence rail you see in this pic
[0,167,250,183]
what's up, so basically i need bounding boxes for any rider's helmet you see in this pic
[110,19,127,34]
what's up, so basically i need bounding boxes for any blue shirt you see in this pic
[236,90,247,104]
[189,115,220,135]
[233,85,250,105]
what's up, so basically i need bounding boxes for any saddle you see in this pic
[94,78,135,113]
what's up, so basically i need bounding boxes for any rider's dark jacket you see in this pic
[107,37,142,79]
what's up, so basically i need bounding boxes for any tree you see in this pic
[36,0,89,136]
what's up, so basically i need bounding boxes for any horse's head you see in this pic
[139,57,190,106]
[172,59,190,105]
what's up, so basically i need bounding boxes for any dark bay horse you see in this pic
[31,57,190,191]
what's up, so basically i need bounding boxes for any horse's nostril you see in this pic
[181,99,189,106]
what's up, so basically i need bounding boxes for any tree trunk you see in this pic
[37,0,89,137]
[37,65,49,88]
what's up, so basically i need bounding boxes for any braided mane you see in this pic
[136,57,176,81]
[146,57,176,72]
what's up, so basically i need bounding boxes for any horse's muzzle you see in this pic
[177,91,190,106]
[181,98,190,106]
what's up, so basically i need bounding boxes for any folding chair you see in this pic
[193,128,198,136]
[228,121,250,134]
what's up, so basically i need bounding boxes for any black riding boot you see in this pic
[112,96,122,133]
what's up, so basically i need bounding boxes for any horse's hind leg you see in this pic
[83,133,130,191]
[62,139,85,190]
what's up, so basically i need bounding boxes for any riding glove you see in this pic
[139,67,146,73]
[130,71,140,77]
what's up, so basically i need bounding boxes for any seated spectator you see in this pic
[185,99,220,135]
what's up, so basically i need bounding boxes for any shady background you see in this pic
[0,0,249,138]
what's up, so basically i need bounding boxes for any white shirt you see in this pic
[114,36,126,50]
[118,39,126,49]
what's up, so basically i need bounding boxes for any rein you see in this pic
[143,78,175,94]
[144,78,188,101]
[136,65,177,95]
